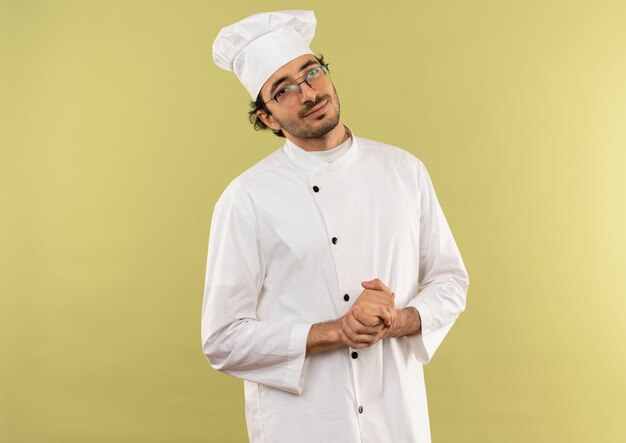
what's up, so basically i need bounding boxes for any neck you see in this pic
[284,122,349,152]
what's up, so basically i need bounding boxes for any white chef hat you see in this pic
[212,10,317,100]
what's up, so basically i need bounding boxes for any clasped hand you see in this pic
[338,278,397,349]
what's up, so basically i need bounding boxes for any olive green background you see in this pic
[2,0,625,442]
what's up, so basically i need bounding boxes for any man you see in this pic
[202,10,468,443]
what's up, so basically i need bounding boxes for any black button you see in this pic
[313,186,319,192]
[351,351,358,359]
[343,294,350,302]
[332,237,337,244]
[358,406,363,414]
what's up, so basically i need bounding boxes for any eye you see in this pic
[307,67,321,77]
[276,85,299,100]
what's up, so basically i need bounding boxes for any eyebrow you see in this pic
[268,59,319,96]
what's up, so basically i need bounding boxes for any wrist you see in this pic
[326,318,342,345]
[391,307,421,338]
[306,318,344,356]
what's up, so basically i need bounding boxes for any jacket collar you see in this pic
[282,125,360,179]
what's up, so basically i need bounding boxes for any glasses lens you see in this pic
[276,85,300,108]
[308,66,330,89]
[276,65,331,108]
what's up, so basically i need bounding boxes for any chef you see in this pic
[202,10,469,443]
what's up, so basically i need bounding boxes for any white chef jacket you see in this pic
[201,128,469,443]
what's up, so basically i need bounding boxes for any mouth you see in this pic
[303,100,329,118]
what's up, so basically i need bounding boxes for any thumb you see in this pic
[361,279,376,288]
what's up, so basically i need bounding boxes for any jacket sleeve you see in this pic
[200,180,312,394]
[405,159,469,364]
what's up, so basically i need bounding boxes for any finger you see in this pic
[361,278,391,294]
[351,305,384,328]
[338,328,372,349]
[354,302,392,326]
[360,286,395,306]
[368,305,393,326]
[361,278,384,291]
[341,317,379,345]
[353,295,394,314]
[364,304,397,329]
[347,309,384,334]
[385,307,398,328]
[386,310,398,330]
[341,317,376,343]
[339,329,367,349]
[337,329,358,348]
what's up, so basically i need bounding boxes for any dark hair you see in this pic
[247,54,326,138]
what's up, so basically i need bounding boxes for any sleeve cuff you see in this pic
[282,322,313,394]
[405,298,456,365]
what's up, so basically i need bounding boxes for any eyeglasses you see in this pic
[263,64,331,109]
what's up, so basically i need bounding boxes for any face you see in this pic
[258,54,341,139]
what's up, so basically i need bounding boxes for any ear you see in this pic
[257,108,281,131]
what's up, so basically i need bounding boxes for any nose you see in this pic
[299,81,317,103]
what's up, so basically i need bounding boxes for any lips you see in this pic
[304,100,328,117]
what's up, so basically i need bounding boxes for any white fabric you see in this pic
[291,132,352,163]
[212,10,316,99]
[201,130,469,443]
